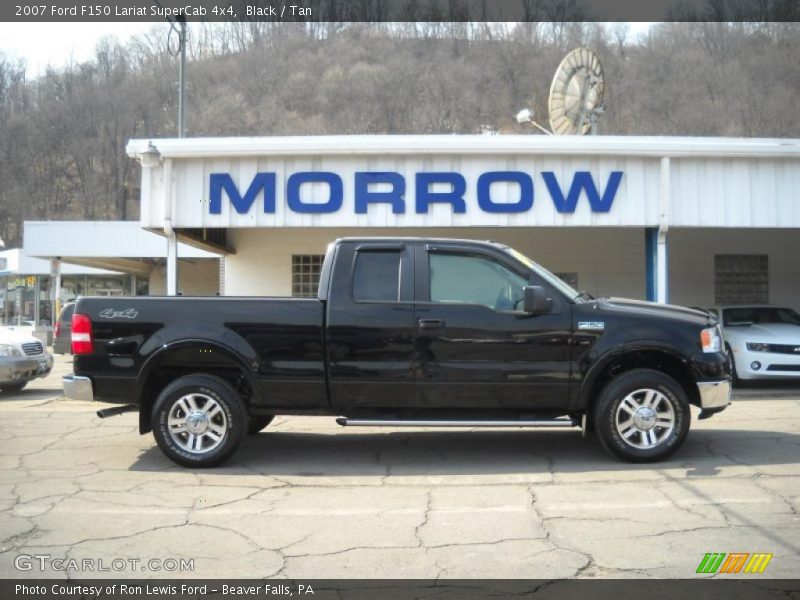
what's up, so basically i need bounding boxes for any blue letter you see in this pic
[477,171,534,213]
[541,171,623,213]
[415,173,466,214]
[287,172,343,214]
[355,172,405,214]
[209,173,275,214]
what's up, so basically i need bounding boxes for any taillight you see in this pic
[71,313,94,355]
[54,320,61,338]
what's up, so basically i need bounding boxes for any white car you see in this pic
[708,305,800,383]
[0,329,54,393]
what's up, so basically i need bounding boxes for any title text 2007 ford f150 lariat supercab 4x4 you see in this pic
[63,238,731,467]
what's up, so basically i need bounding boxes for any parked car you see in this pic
[0,329,54,393]
[1,320,37,337]
[63,237,731,467]
[54,302,76,355]
[708,305,800,383]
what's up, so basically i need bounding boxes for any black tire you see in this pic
[152,374,246,468]
[1,382,27,394]
[247,415,275,435]
[593,368,691,463]
[725,344,744,388]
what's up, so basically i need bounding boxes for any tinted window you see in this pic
[429,253,528,311]
[353,251,401,302]
[61,303,75,322]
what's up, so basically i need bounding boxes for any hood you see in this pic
[723,323,800,343]
[596,297,713,326]
[0,328,39,345]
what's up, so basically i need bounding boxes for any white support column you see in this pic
[163,157,178,296]
[50,258,62,319]
[657,157,670,304]
[166,229,178,296]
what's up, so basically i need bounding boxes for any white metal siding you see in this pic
[670,158,800,228]
[134,135,800,231]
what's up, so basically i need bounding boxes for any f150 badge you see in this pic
[578,321,605,331]
[99,308,139,319]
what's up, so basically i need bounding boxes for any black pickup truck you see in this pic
[63,237,731,467]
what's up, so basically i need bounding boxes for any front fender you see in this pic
[576,341,696,409]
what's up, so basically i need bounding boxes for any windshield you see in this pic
[723,307,800,327]
[504,247,582,301]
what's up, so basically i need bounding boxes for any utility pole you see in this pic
[151,3,189,296]
[177,14,187,138]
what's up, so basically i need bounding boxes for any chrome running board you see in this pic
[335,417,578,428]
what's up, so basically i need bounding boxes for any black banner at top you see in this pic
[4,0,800,22]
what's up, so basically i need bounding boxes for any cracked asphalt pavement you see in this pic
[0,355,798,579]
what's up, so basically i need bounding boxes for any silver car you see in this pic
[0,329,54,393]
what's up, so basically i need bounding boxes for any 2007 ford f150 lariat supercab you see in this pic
[63,238,731,467]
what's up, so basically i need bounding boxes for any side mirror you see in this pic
[523,285,553,315]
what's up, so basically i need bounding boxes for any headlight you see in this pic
[746,342,770,352]
[0,344,22,357]
[700,326,722,353]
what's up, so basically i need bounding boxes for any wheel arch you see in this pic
[579,345,701,424]
[137,339,260,434]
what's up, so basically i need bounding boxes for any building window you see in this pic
[292,255,324,298]
[714,254,768,304]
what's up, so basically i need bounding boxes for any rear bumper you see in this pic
[697,379,731,410]
[62,374,94,402]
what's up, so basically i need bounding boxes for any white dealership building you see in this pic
[21,135,800,311]
[117,135,799,308]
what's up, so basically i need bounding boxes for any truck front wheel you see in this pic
[152,374,246,468]
[247,415,275,435]
[593,368,691,463]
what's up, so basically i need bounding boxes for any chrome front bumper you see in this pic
[697,379,731,410]
[62,375,94,402]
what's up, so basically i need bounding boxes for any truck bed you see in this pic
[73,296,326,409]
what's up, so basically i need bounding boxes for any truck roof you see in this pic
[333,236,509,248]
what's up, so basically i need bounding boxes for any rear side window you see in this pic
[353,251,401,302]
[61,304,75,321]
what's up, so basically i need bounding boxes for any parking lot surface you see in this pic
[0,355,798,579]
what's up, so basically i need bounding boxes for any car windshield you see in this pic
[723,307,800,327]
[504,246,582,301]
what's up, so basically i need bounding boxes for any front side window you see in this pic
[353,250,401,302]
[429,252,528,311]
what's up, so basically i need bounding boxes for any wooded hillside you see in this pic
[0,21,798,246]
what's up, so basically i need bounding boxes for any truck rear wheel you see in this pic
[593,368,690,463]
[152,374,246,468]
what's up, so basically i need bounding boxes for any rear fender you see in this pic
[137,338,261,434]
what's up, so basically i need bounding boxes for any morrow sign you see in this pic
[209,170,624,215]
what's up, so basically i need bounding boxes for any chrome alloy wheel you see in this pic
[614,388,676,450]
[167,393,228,454]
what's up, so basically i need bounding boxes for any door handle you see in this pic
[418,318,445,329]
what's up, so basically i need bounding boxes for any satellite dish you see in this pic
[548,48,605,135]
